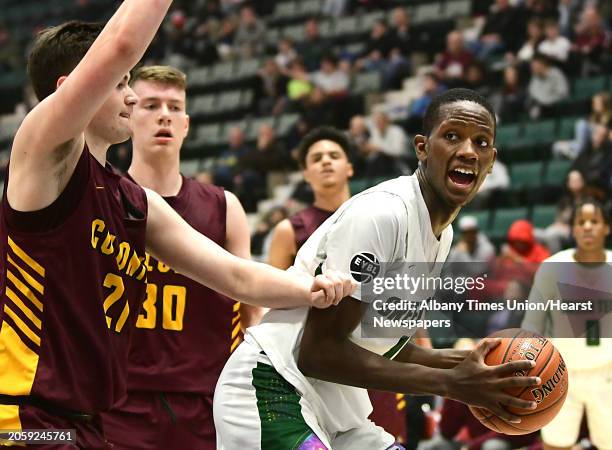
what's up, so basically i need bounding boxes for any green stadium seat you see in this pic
[412,2,442,24]
[353,72,381,93]
[211,62,235,83]
[216,91,242,112]
[489,207,529,241]
[558,116,581,140]
[544,160,572,186]
[531,204,558,228]
[197,123,222,144]
[509,161,544,189]
[572,76,607,100]
[190,95,216,115]
[334,16,360,37]
[444,0,472,18]
[456,210,492,231]
[360,11,386,30]
[247,117,275,140]
[495,124,522,149]
[276,113,300,137]
[522,119,556,145]
[274,1,299,19]
[179,159,200,176]
[236,58,261,78]
[300,0,322,14]
[282,24,306,42]
[349,178,370,195]
[188,67,212,89]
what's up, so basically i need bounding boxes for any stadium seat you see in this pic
[274,1,299,19]
[495,124,522,149]
[444,0,472,18]
[457,210,492,231]
[412,2,443,24]
[349,178,370,195]
[275,113,300,138]
[211,62,236,83]
[179,159,200,176]
[188,66,212,90]
[522,119,556,145]
[509,161,544,190]
[531,204,558,228]
[360,11,386,30]
[334,16,360,38]
[247,117,275,140]
[282,24,306,42]
[489,207,529,241]
[190,95,216,116]
[299,0,322,15]
[197,123,222,145]
[235,58,261,78]
[216,91,242,112]
[572,76,607,100]
[558,116,581,140]
[353,72,381,94]
[544,160,572,186]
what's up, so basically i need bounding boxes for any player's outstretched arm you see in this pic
[9,0,172,209]
[298,299,540,423]
[145,190,354,308]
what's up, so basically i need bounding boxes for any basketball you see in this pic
[469,328,569,435]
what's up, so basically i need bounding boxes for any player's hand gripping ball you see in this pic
[469,328,569,435]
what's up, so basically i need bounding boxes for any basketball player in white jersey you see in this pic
[522,198,612,450]
[214,89,542,450]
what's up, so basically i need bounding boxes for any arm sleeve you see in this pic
[320,192,406,302]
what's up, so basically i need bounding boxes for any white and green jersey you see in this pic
[247,175,453,437]
[522,248,612,371]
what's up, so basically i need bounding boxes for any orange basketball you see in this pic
[469,328,569,435]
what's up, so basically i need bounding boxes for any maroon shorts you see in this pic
[0,403,108,449]
[369,390,407,444]
[101,391,214,450]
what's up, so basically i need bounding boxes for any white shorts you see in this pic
[541,364,612,449]
[213,337,396,450]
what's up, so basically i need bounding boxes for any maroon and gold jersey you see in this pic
[126,177,237,395]
[288,205,333,250]
[0,147,148,415]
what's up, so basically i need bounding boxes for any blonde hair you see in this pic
[131,65,187,91]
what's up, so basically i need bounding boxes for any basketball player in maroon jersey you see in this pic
[0,2,352,447]
[101,65,262,449]
[268,127,410,443]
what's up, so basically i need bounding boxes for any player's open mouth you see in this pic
[154,129,173,142]
[448,167,476,190]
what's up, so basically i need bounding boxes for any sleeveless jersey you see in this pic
[0,147,148,414]
[289,206,333,250]
[126,177,238,395]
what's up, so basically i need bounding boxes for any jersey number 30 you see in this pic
[136,283,187,331]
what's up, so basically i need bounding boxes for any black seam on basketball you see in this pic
[500,329,524,364]
[516,389,568,417]
[515,340,552,398]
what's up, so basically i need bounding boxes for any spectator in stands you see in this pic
[572,5,611,75]
[473,159,510,210]
[512,17,544,64]
[212,126,250,191]
[491,66,526,123]
[553,91,612,159]
[535,170,586,253]
[475,0,526,58]
[233,5,265,58]
[447,216,495,277]
[524,0,557,20]
[435,31,475,88]
[275,37,297,72]
[405,72,445,134]
[571,124,612,196]
[0,24,21,71]
[389,7,415,57]
[359,19,396,71]
[286,58,313,102]
[298,18,331,71]
[311,54,350,96]
[527,53,569,118]
[538,18,572,65]
[348,115,371,155]
[255,58,289,115]
[362,110,407,177]
[463,63,491,98]
[251,206,289,261]
[504,219,551,263]
[236,124,289,212]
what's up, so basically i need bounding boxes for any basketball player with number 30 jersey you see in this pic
[102,66,262,450]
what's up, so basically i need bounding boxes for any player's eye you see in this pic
[476,137,490,148]
[445,132,459,141]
